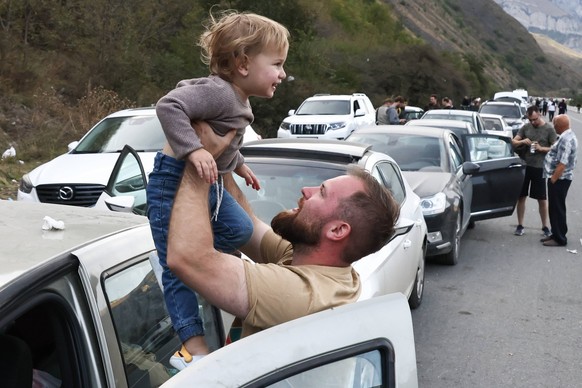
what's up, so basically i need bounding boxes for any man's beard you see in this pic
[271,208,322,247]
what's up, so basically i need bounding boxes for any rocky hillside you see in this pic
[494,0,582,53]
[385,0,582,95]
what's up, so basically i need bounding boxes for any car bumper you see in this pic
[424,208,458,257]
[277,128,351,140]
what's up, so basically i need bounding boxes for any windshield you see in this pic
[74,115,167,153]
[233,162,343,223]
[479,105,521,118]
[424,112,472,124]
[348,133,443,172]
[296,100,350,115]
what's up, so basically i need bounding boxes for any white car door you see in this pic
[162,293,418,388]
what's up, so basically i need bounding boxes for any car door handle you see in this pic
[509,163,524,168]
[403,239,412,249]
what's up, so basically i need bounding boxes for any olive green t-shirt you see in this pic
[517,122,557,168]
[241,230,361,337]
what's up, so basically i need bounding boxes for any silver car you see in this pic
[0,200,419,387]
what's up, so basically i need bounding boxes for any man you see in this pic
[386,96,407,124]
[511,105,557,237]
[441,97,454,109]
[166,124,400,338]
[424,94,440,111]
[557,99,567,115]
[375,98,392,124]
[541,114,578,246]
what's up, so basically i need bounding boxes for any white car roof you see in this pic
[104,106,157,118]
[0,200,148,288]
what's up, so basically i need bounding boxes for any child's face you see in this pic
[242,46,288,99]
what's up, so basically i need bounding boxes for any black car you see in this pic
[347,125,525,265]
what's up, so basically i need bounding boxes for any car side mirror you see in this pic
[68,141,79,152]
[387,219,415,243]
[462,161,480,175]
[104,196,135,213]
[288,109,296,116]
[354,108,365,117]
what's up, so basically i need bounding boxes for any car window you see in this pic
[372,162,406,205]
[103,257,223,387]
[296,100,350,115]
[235,162,344,223]
[105,146,148,215]
[1,292,87,387]
[479,104,520,118]
[448,136,463,170]
[266,349,387,388]
[464,134,514,161]
[75,115,166,153]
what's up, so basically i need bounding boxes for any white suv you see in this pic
[277,93,375,140]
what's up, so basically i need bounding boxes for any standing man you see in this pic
[547,98,556,121]
[376,98,392,125]
[557,99,568,115]
[511,106,557,237]
[424,94,440,111]
[541,114,578,246]
[387,96,407,124]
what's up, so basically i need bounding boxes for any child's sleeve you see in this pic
[156,80,225,160]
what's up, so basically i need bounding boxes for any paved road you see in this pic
[413,110,582,387]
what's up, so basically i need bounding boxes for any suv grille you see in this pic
[36,184,105,207]
[290,123,328,135]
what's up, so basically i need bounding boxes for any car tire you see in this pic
[408,241,426,309]
[440,212,461,265]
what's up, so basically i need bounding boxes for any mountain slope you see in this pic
[494,0,582,53]
[385,0,582,95]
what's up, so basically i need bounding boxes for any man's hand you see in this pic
[192,121,235,159]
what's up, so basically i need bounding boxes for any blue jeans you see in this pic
[146,152,253,342]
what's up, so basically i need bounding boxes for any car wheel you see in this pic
[440,211,461,265]
[408,241,426,309]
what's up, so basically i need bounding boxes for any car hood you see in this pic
[284,114,352,124]
[401,171,451,198]
[26,152,157,186]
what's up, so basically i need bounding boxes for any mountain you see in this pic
[493,0,582,53]
[385,0,582,95]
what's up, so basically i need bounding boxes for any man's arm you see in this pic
[167,162,250,319]
[551,163,566,183]
[222,173,272,263]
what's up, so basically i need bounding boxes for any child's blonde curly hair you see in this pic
[198,11,289,81]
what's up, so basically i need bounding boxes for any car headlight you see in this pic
[420,192,446,215]
[19,173,34,194]
[280,121,291,130]
[327,122,347,130]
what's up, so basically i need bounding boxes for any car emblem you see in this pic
[58,186,74,200]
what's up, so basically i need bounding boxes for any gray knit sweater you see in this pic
[156,75,254,173]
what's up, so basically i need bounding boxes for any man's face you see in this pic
[528,112,542,127]
[430,96,437,105]
[271,175,364,246]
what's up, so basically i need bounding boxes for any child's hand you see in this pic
[188,148,218,184]
[234,164,261,191]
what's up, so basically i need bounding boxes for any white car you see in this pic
[0,199,418,387]
[277,93,376,140]
[479,112,514,138]
[17,107,261,208]
[420,108,487,133]
[100,139,428,309]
